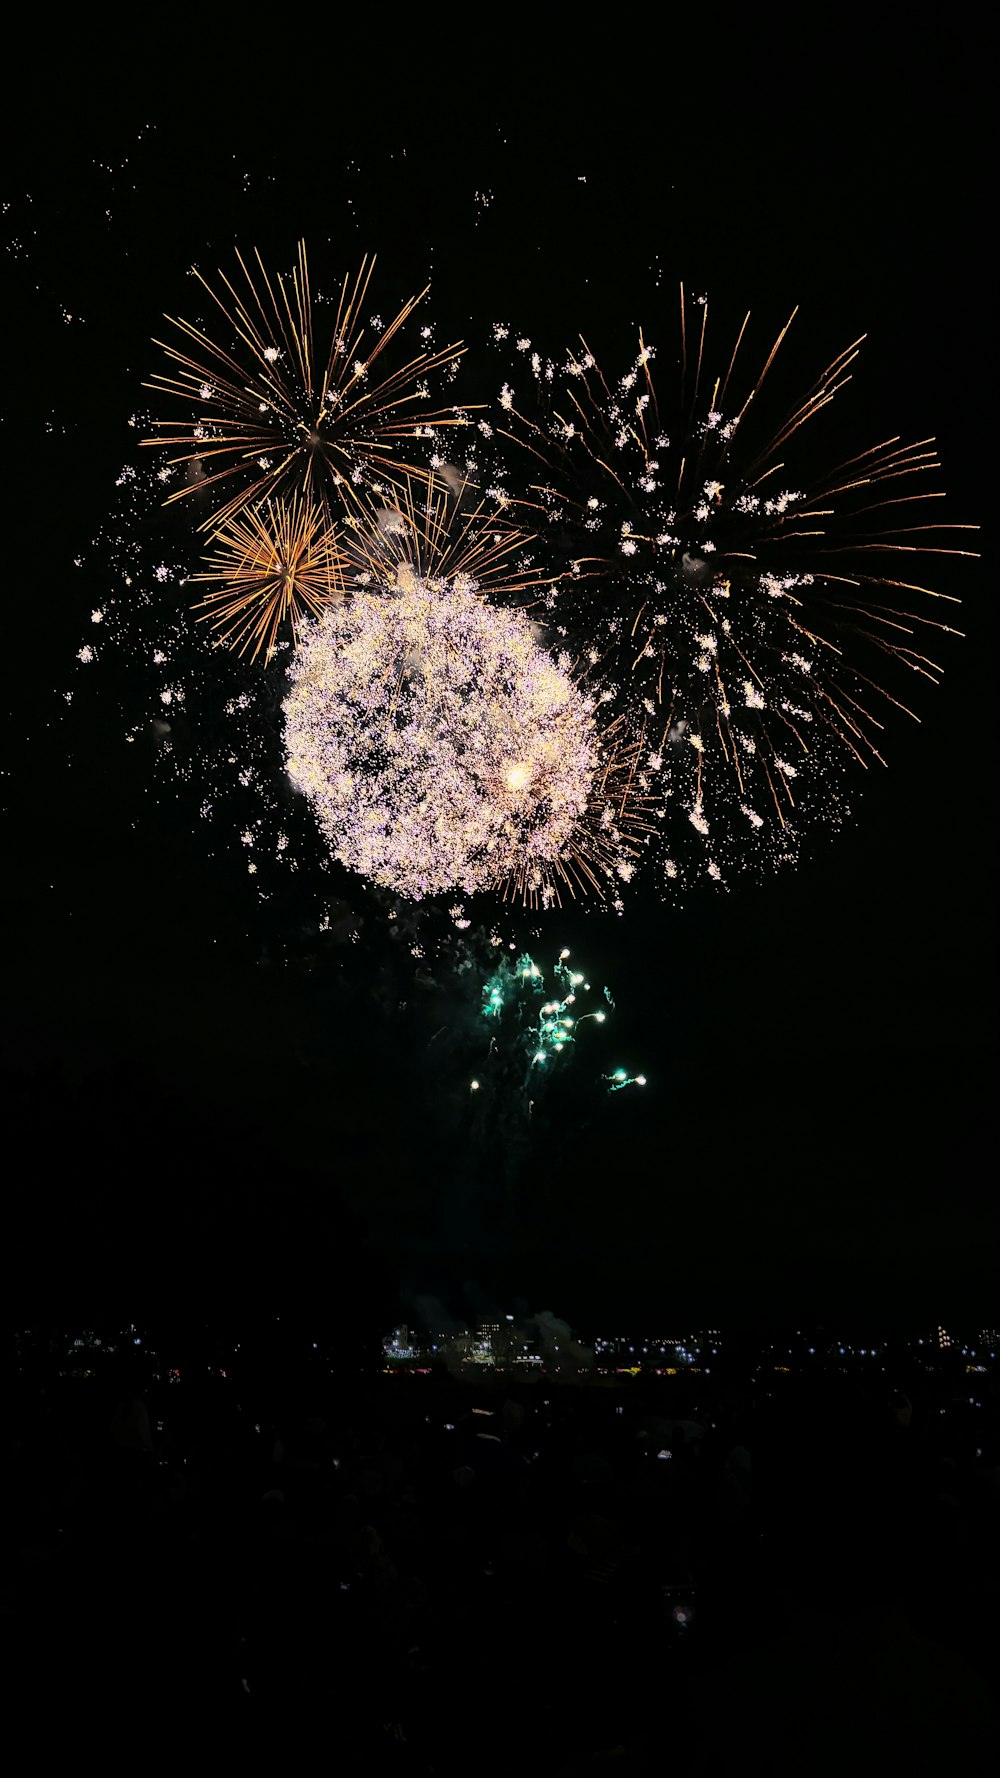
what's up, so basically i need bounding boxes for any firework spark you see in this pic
[282,569,658,907]
[343,476,559,611]
[190,495,348,661]
[489,295,976,882]
[472,946,622,1103]
[143,243,469,530]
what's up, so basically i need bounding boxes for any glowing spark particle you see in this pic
[606,1068,646,1092]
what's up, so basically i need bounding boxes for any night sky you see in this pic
[3,26,994,1336]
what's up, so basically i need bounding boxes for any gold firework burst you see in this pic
[191,496,347,661]
[143,244,469,530]
[343,475,561,609]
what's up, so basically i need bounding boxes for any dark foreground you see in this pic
[4,1349,998,1770]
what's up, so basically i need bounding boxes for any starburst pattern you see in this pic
[343,477,558,610]
[143,243,469,530]
[190,495,348,661]
[489,293,976,882]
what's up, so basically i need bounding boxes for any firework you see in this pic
[604,1067,647,1093]
[190,495,348,662]
[282,567,658,907]
[143,244,469,529]
[471,944,621,1097]
[483,946,606,1056]
[342,476,559,611]
[489,296,975,883]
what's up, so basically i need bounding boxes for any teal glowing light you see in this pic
[475,945,637,1099]
[605,1067,646,1092]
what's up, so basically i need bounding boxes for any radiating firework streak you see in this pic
[190,495,348,662]
[489,292,977,879]
[143,243,470,529]
[343,477,560,610]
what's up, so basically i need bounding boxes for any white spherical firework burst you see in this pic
[283,569,647,904]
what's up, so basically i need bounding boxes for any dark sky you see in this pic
[3,26,994,1335]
